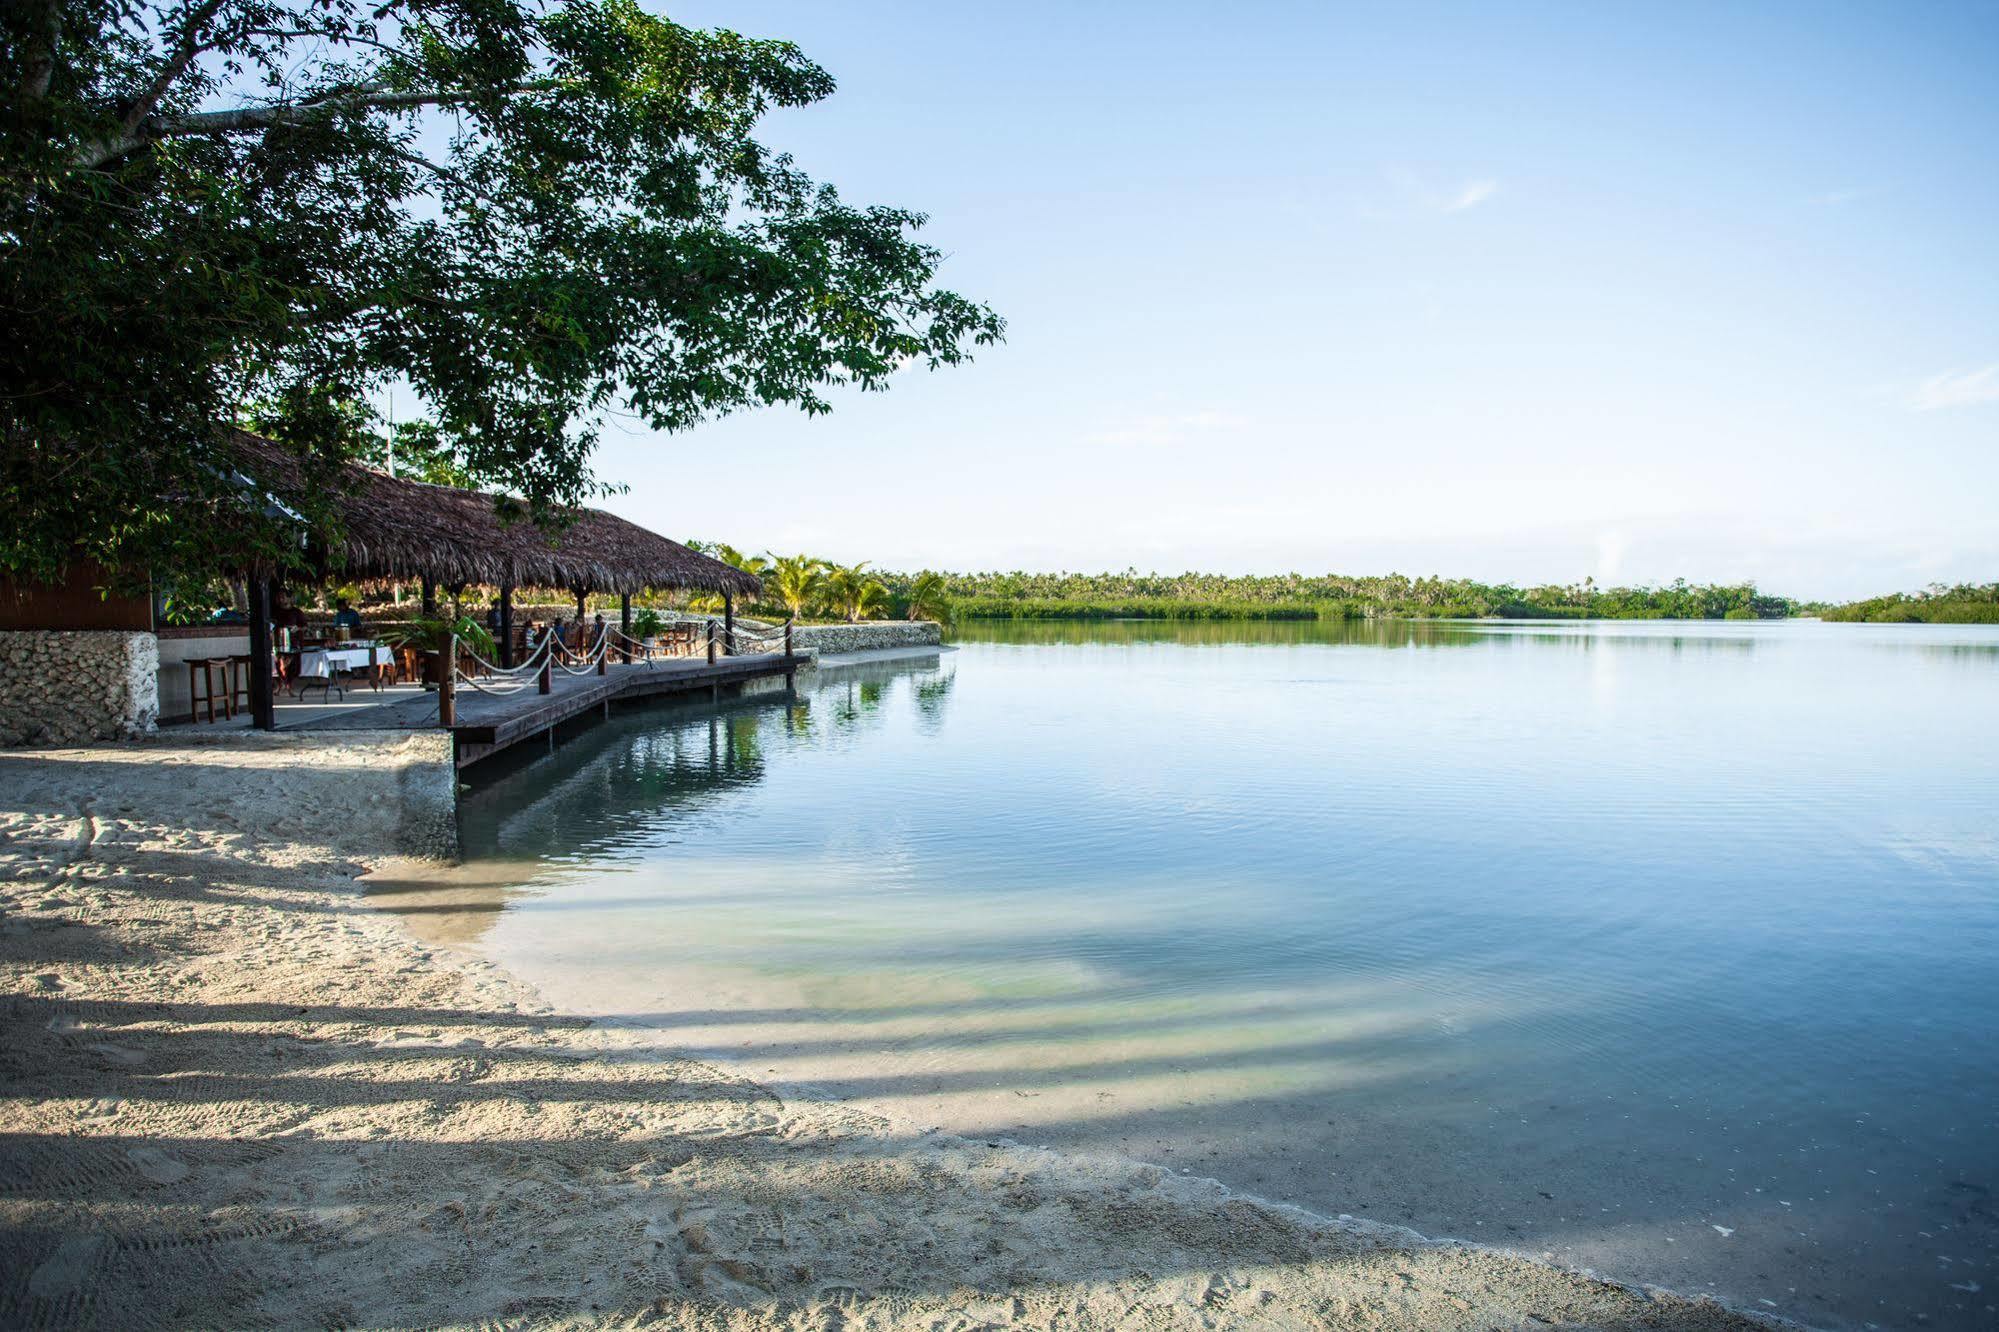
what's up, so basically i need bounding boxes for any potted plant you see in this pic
[630,606,667,653]
[385,614,498,687]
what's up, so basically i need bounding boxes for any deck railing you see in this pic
[439,617,798,729]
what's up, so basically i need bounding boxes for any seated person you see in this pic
[331,598,363,632]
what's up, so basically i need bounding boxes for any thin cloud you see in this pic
[1441,178,1499,213]
[1910,364,1999,411]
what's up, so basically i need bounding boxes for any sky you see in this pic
[584,0,1998,599]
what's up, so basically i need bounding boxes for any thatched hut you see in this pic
[221,431,759,728]
[233,431,757,601]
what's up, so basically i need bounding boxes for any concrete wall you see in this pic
[789,621,944,655]
[0,630,159,746]
[156,628,253,723]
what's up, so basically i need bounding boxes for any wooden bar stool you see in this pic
[188,658,233,723]
[227,654,253,715]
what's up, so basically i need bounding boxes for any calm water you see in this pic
[379,620,1999,1329]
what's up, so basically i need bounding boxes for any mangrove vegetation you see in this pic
[1818,583,1999,624]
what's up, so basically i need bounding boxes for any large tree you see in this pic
[0,0,1000,581]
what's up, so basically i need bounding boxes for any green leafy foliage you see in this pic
[823,561,889,622]
[683,543,1810,627]
[1819,583,1999,624]
[158,580,228,625]
[385,613,497,660]
[902,570,953,626]
[763,553,826,620]
[869,571,1799,622]
[1,0,1002,584]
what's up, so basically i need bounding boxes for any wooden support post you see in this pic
[437,634,457,728]
[499,583,515,668]
[421,577,437,617]
[784,616,795,691]
[575,586,587,622]
[602,699,610,720]
[538,649,552,695]
[619,594,632,664]
[722,595,734,656]
[706,620,717,665]
[248,576,276,730]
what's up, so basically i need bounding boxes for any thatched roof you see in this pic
[233,432,760,598]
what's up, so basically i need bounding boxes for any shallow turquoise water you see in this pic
[404,619,1999,1329]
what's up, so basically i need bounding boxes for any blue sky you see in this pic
[587,1,1997,599]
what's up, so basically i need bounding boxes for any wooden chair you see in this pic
[187,658,234,723]
[226,654,254,714]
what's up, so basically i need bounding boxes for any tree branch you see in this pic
[77,81,566,170]
[117,0,235,141]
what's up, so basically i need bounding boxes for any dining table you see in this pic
[294,641,393,692]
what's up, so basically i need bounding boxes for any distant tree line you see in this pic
[682,545,951,625]
[1818,583,1999,625]
[869,571,1798,622]
[676,555,1812,624]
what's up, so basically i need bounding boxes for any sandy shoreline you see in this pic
[0,740,1790,1330]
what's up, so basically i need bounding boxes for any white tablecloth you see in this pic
[298,644,388,678]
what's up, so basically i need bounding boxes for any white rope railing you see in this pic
[548,631,612,674]
[607,627,658,660]
[443,629,565,695]
[456,630,554,680]
[444,613,799,704]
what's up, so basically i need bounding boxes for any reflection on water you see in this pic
[374,624,1999,1331]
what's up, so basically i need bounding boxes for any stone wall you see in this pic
[789,621,944,655]
[0,631,160,746]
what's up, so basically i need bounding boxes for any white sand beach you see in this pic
[0,739,1789,1330]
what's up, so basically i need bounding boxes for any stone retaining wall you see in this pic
[789,621,943,655]
[0,631,160,746]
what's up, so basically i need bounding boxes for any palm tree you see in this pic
[765,554,826,621]
[847,577,891,622]
[903,570,953,626]
[713,543,773,580]
[825,561,885,622]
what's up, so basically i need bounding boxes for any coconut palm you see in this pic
[903,570,954,626]
[713,543,773,580]
[840,576,891,622]
[765,554,826,621]
[824,561,888,622]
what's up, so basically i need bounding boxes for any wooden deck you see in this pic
[295,652,800,768]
